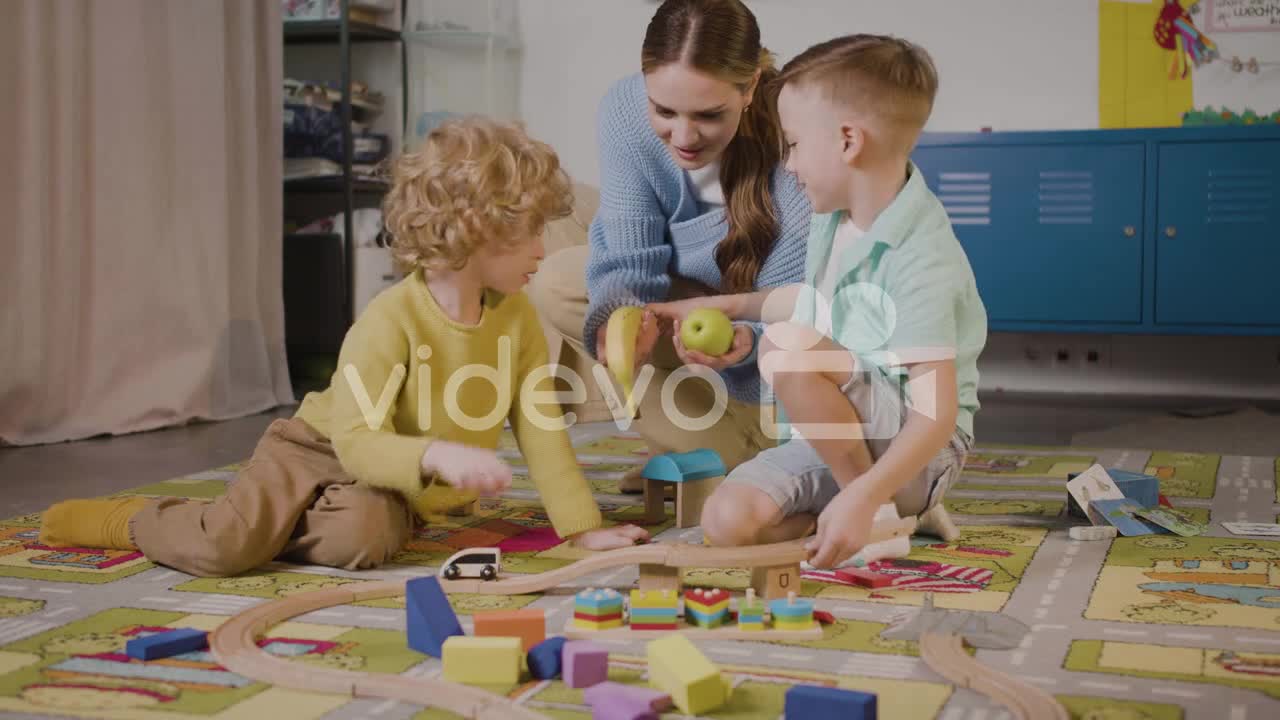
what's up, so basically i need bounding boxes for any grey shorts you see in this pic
[724,366,973,518]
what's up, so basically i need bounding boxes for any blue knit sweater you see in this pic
[583,73,811,403]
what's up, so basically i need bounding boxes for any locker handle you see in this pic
[1164,226,1177,238]
[1123,226,1136,237]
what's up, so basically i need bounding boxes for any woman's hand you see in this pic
[671,320,755,372]
[595,309,660,369]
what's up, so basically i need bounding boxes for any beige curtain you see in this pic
[0,0,293,445]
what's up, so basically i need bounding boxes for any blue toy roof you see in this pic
[640,448,726,482]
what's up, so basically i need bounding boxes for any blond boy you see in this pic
[41,118,647,576]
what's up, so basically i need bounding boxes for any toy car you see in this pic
[438,547,501,581]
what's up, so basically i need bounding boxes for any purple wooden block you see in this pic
[562,640,609,689]
[583,681,673,712]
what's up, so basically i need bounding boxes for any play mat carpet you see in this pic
[0,424,1278,719]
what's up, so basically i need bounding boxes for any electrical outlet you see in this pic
[1077,339,1112,372]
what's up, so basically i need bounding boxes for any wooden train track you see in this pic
[209,523,916,718]
[919,632,1068,720]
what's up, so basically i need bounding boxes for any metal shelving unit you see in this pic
[283,1,402,333]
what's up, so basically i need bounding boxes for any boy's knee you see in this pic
[324,493,410,570]
[700,484,783,546]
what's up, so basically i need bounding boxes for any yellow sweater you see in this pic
[295,270,603,538]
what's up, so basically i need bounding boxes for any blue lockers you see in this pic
[1156,140,1280,326]
[913,143,1144,324]
[913,126,1280,335]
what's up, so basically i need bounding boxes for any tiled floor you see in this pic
[0,394,1268,518]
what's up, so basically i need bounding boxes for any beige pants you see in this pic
[132,417,413,577]
[528,245,773,473]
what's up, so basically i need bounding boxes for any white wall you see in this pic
[511,0,1280,401]
[515,0,1280,187]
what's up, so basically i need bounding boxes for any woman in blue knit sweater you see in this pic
[530,0,810,489]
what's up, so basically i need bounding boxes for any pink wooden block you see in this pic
[591,701,656,720]
[562,640,609,689]
[584,681,673,712]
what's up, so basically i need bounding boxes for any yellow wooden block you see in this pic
[647,634,730,714]
[630,589,679,610]
[441,636,522,685]
[773,618,814,631]
[738,620,765,631]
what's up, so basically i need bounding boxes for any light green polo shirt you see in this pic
[789,162,987,438]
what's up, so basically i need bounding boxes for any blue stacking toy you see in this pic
[640,448,725,483]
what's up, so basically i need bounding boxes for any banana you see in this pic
[605,306,645,418]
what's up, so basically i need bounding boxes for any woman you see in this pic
[530,0,810,490]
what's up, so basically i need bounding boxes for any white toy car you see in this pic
[439,547,501,581]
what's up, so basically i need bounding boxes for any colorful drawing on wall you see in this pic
[1183,105,1280,125]
[1154,0,1218,77]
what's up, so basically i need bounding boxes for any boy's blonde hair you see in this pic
[383,117,573,271]
[777,34,938,155]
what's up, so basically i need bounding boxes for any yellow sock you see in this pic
[39,496,149,550]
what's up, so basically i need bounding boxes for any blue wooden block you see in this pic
[640,449,725,483]
[126,627,208,661]
[527,635,567,680]
[406,576,463,658]
[785,684,876,719]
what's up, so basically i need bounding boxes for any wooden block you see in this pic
[406,576,463,658]
[584,681,673,712]
[527,636,567,680]
[638,563,681,593]
[785,684,877,720]
[646,634,730,714]
[643,479,668,524]
[472,608,546,652]
[675,475,722,528]
[751,563,801,601]
[126,628,208,661]
[1069,525,1118,541]
[563,640,609,688]
[442,636,523,685]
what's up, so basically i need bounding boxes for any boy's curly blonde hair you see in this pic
[382,117,573,272]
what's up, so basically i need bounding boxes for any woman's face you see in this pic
[644,62,754,171]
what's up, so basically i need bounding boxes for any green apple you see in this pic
[680,307,735,356]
